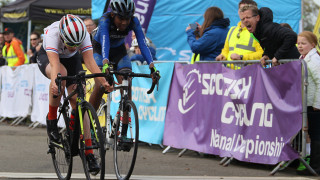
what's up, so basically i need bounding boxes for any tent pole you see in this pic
[27,20,32,54]
[300,0,303,32]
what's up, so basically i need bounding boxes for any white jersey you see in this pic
[42,21,92,58]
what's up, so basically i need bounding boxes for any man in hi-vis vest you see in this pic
[2,27,28,67]
[216,0,263,69]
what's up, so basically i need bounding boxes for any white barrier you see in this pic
[0,65,33,119]
[31,64,50,126]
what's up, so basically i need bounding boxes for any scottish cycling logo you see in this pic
[178,69,201,114]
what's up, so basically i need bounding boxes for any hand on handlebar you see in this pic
[51,81,59,97]
[53,73,62,98]
[102,63,109,73]
[150,66,160,83]
[147,66,160,94]
[102,81,114,93]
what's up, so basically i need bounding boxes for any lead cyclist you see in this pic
[36,14,111,173]
[89,0,159,141]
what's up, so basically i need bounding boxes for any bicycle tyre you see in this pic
[97,100,109,150]
[78,101,105,180]
[50,110,73,180]
[114,100,139,180]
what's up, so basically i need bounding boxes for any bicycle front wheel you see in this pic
[78,102,105,180]
[114,100,139,180]
[50,111,73,180]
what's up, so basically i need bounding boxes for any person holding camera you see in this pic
[186,6,230,62]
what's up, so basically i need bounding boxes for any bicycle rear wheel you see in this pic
[50,111,73,180]
[78,101,105,180]
[114,100,139,180]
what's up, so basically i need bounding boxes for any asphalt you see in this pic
[0,120,318,180]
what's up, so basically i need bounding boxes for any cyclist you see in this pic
[89,0,158,142]
[36,14,112,172]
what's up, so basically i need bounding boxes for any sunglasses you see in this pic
[64,41,80,48]
[30,38,39,41]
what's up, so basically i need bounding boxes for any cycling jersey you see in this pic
[43,21,92,58]
[94,12,153,65]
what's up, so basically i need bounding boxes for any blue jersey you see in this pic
[94,12,153,65]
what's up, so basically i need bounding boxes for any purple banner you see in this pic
[164,62,302,165]
[125,0,157,47]
[134,0,156,33]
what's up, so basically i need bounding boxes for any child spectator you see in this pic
[296,31,320,175]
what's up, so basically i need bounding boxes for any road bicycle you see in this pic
[97,66,160,180]
[47,70,107,180]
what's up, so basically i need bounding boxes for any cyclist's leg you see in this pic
[116,55,133,137]
[63,52,100,171]
[37,46,67,143]
[89,41,105,111]
[89,78,105,111]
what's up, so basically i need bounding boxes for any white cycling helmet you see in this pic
[131,38,150,47]
[110,0,135,18]
[59,14,87,45]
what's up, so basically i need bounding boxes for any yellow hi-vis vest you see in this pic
[2,44,28,67]
[190,53,200,64]
[224,25,260,69]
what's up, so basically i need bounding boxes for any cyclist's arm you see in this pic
[82,49,112,91]
[96,15,111,64]
[133,17,153,68]
[47,51,60,96]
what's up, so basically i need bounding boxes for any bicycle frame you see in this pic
[101,74,131,149]
[99,68,159,147]
[53,70,108,180]
[56,71,103,145]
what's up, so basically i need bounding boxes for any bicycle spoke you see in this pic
[50,128,73,180]
[79,102,105,180]
[114,100,139,180]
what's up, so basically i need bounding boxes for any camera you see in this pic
[189,23,198,30]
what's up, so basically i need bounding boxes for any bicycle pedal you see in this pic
[105,144,110,150]
[118,144,132,152]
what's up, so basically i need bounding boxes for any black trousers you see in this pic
[307,106,320,141]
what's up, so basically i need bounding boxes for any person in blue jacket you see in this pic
[90,0,157,140]
[186,6,230,61]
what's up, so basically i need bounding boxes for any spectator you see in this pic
[130,37,157,64]
[84,18,97,34]
[27,31,42,64]
[240,5,300,67]
[2,27,28,67]
[0,32,4,50]
[186,6,230,61]
[84,18,97,41]
[216,0,263,69]
[0,33,6,66]
[296,31,320,175]
[280,23,293,30]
